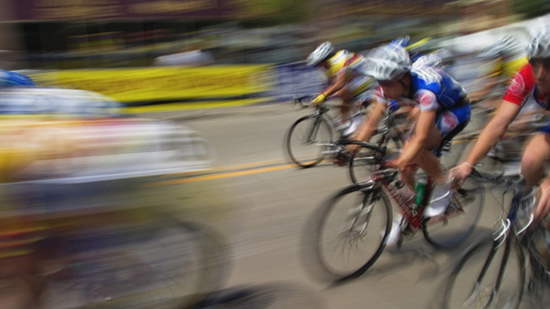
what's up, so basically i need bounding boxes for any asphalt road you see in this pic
[145,102,538,309]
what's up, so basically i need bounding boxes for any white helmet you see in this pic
[527,27,550,59]
[306,42,335,66]
[412,53,443,69]
[479,36,524,60]
[362,44,411,81]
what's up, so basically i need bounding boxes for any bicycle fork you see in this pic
[343,190,376,239]
[464,227,519,308]
[305,116,341,158]
[305,116,323,145]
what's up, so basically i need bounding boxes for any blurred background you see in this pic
[0,0,548,106]
[0,1,549,309]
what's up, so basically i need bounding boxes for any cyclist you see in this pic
[469,36,528,107]
[347,43,471,244]
[306,42,375,132]
[452,27,550,221]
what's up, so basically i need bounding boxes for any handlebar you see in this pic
[291,95,315,107]
[337,140,387,155]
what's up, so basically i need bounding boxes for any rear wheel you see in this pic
[349,136,401,184]
[423,175,484,249]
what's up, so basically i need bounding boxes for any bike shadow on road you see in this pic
[325,227,495,290]
[195,281,329,309]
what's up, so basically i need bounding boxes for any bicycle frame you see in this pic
[301,104,403,161]
[356,161,437,232]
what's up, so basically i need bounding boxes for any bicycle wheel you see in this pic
[423,175,484,249]
[442,236,525,309]
[440,136,472,169]
[301,184,392,282]
[42,217,229,309]
[286,115,333,168]
[349,148,377,184]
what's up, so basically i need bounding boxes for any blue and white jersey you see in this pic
[410,66,467,111]
[0,70,35,87]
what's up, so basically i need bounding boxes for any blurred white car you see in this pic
[0,88,214,184]
[0,87,122,118]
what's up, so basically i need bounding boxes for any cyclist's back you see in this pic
[324,50,362,78]
[409,65,468,110]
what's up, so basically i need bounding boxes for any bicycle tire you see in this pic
[285,115,333,168]
[42,217,229,309]
[348,148,377,184]
[301,184,392,282]
[423,175,484,249]
[442,236,525,309]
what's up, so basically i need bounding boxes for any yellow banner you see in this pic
[29,66,272,103]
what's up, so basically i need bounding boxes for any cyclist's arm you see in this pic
[352,99,385,143]
[459,101,520,167]
[394,109,436,168]
[321,71,348,98]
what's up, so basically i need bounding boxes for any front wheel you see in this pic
[301,184,392,282]
[285,115,333,168]
[423,175,484,249]
[442,236,525,309]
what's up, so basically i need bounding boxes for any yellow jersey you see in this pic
[486,56,529,81]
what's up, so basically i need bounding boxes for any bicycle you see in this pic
[440,112,550,178]
[442,169,550,309]
[285,95,405,169]
[301,141,484,283]
[0,177,230,309]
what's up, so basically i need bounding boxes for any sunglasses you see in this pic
[529,58,550,68]
[378,80,396,86]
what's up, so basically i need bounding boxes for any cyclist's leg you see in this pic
[386,127,442,246]
[521,130,550,185]
[422,105,470,216]
[334,87,352,121]
[399,119,444,180]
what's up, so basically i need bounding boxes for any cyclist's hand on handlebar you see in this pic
[450,162,473,188]
[344,144,361,157]
[311,93,326,106]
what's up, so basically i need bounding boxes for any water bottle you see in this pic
[413,177,427,208]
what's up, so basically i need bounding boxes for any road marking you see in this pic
[152,163,297,186]
[163,159,283,176]
[152,131,504,186]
